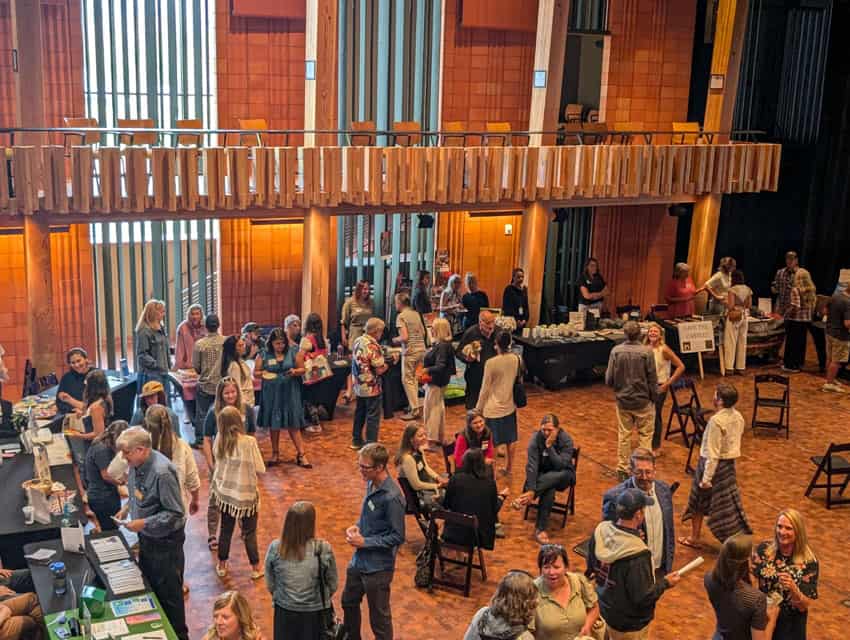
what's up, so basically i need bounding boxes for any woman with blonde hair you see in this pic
[264,501,339,640]
[134,298,170,396]
[751,509,818,640]
[202,590,265,640]
[144,405,200,515]
[782,268,817,373]
[464,570,537,640]
[210,406,266,579]
[422,317,456,446]
[644,322,684,456]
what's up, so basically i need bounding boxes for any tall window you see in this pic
[81,0,217,136]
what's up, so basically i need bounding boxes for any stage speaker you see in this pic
[668,204,693,217]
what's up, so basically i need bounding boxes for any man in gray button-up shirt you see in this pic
[117,427,188,640]
[606,321,658,481]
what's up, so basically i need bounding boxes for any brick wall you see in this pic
[440,0,536,133]
[215,0,306,146]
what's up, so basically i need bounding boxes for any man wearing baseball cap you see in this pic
[588,488,681,639]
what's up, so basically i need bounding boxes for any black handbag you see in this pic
[315,543,346,640]
[512,354,527,408]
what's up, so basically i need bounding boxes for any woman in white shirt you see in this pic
[724,270,753,375]
[680,383,752,548]
[221,335,255,409]
[644,323,685,457]
[703,256,737,315]
[476,330,522,475]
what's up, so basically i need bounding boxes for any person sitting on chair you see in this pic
[601,448,675,579]
[512,414,576,545]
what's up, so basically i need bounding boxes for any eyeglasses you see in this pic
[358,463,376,471]
[633,470,655,478]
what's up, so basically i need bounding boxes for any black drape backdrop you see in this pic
[680,0,850,296]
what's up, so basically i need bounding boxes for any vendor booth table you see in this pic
[514,333,624,390]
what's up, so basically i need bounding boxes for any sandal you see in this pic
[207,536,218,551]
[678,536,701,549]
[295,454,313,469]
[216,562,228,578]
[534,530,550,545]
[510,498,526,510]
[268,452,280,466]
[250,569,265,580]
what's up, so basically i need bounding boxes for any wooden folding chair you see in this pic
[564,103,583,123]
[62,117,99,152]
[804,442,850,509]
[613,122,644,145]
[440,121,466,146]
[751,374,790,439]
[237,118,269,147]
[524,448,580,529]
[428,510,486,597]
[349,121,376,146]
[484,122,512,147]
[672,121,706,145]
[174,119,203,146]
[116,118,157,146]
[391,121,421,147]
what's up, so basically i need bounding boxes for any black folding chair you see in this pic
[523,447,580,529]
[804,442,850,509]
[397,476,430,537]
[428,509,486,597]
[666,378,713,447]
[685,412,709,475]
[751,374,790,439]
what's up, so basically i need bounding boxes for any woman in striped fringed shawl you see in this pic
[211,406,267,580]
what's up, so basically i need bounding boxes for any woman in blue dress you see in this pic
[255,322,311,468]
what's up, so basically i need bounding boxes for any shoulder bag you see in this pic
[512,354,527,408]
[315,542,346,640]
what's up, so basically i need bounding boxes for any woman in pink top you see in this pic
[175,304,206,369]
[454,409,495,470]
[664,262,700,318]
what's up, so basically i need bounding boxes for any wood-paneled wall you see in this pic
[218,219,304,336]
[592,205,677,313]
[440,0,536,133]
[436,211,523,306]
[0,224,95,400]
[593,0,697,313]
[215,0,306,146]
[0,0,84,137]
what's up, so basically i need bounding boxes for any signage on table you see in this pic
[677,320,714,354]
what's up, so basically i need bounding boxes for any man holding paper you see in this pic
[588,488,681,640]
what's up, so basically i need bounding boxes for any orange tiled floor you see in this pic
[179,362,850,639]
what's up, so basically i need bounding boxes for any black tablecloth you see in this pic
[514,336,619,390]
[0,444,84,568]
[303,362,350,420]
[38,371,137,425]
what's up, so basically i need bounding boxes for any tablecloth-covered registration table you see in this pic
[514,332,626,390]
[25,532,178,640]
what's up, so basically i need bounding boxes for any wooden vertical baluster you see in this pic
[41,146,65,213]
[99,147,119,212]
[769,144,781,191]
[562,146,576,199]
[367,147,382,205]
[424,147,437,204]
[345,147,362,205]
[165,147,177,211]
[462,148,476,203]
[13,146,38,214]
[178,147,199,211]
[152,147,166,210]
[324,147,342,206]
[489,147,505,203]
[254,147,268,206]
[228,147,250,210]
[383,147,398,206]
[449,148,464,204]
[414,147,426,205]
[513,148,526,200]
[203,147,224,210]
[72,146,92,213]
[127,146,148,212]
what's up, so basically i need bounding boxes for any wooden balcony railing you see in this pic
[0,128,781,218]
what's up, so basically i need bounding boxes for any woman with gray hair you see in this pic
[440,273,465,335]
[664,262,699,318]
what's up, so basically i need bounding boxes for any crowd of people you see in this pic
[8,252,842,640]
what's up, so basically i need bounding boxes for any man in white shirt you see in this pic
[601,448,675,578]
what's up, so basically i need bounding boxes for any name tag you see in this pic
[482,442,489,451]
[518,307,524,316]
[542,451,549,457]
[368,500,376,511]
[416,461,424,471]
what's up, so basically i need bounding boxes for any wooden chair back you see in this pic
[484,121,512,147]
[391,121,421,146]
[672,121,703,145]
[237,118,268,147]
[174,119,203,146]
[349,121,376,146]
[116,118,157,146]
[583,121,608,144]
[62,117,99,149]
[613,122,644,145]
[441,121,466,146]
[561,122,584,145]
[564,103,583,123]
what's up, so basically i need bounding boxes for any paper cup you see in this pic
[22,505,34,525]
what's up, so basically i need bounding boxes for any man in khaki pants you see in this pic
[605,321,658,481]
[394,292,428,420]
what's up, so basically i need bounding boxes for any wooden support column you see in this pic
[688,0,750,308]
[301,209,332,327]
[13,0,57,375]
[528,0,570,146]
[303,0,338,324]
[305,0,338,147]
[519,202,551,327]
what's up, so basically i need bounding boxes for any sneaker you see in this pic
[304,424,322,435]
[780,366,800,373]
[494,527,506,539]
[350,441,365,450]
[821,383,847,393]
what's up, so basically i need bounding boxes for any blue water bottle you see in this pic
[119,358,130,379]
[50,562,67,596]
